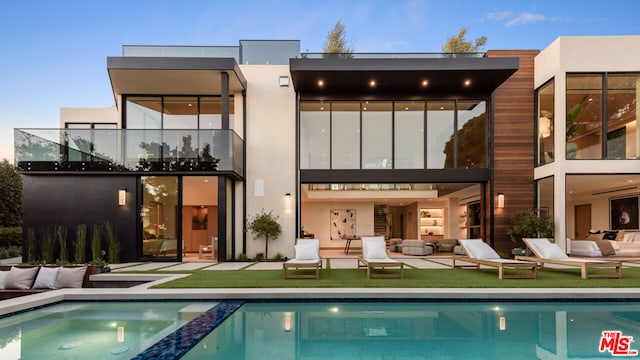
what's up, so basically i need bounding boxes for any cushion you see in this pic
[587,233,605,241]
[615,230,625,242]
[366,239,388,259]
[4,266,39,290]
[55,266,87,288]
[541,244,568,259]
[32,266,61,289]
[463,240,499,259]
[294,243,318,260]
[0,270,8,290]
[602,231,618,241]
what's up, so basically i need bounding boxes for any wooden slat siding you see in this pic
[486,50,540,255]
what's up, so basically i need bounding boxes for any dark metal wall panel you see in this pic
[22,175,138,262]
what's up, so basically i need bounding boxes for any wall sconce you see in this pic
[284,193,292,212]
[283,312,293,332]
[497,193,505,208]
[118,188,127,206]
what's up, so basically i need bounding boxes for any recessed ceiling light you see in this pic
[440,106,444,110]
[369,80,376,87]
[188,103,193,107]
[627,180,634,183]
[363,107,367,111]
[320,107,324,110]
[405,107,409,111]
[464,79,471,87]
[317,80,324,87]
[421,80,429,87]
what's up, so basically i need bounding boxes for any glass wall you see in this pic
[457,100,487,168]
[536,176,554,220]
[394,101,424,169]
[427,101,455,169]
[331,102,360,169]
[300,101,330,169]
[566,74,603,159]
[362,101,392,168]
[141,176,179,259]
[200,97,235,129]
[537,80,555,165]
[607,74,639,159]
[299,99,488,170]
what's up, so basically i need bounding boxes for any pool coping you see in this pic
[2,272,640,316]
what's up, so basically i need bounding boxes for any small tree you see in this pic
[246,209,282,261]
[442,27,487,53]
[0,159,22,227]
[323,19,354,55]
[507,210,553,243]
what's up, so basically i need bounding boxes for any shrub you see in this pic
[75,224,87,264]
[56,225,69,264]
[254,253,264,262]
[41,227,56,264]
[237,253,249,261]
[0,226,22,247]
[103,221,120,264]
[91,224,105,265]
[26,228,37,263]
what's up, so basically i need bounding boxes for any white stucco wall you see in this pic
[534,36,640,250]
[60,107,119,127]
[240,65,297,258]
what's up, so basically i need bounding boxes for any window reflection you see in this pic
[142,176,178,259]
[331,102,360,169]
[607,74,639,159]
[362,101,392,168]
[566,74,603,159]
[427,101,455,169]
[457,100,487,169]
[394,101,424,169]
[300,101,330,169]
[537,80,554,165]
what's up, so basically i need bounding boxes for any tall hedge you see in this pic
[0,159,22,227]
[0,226,22,247]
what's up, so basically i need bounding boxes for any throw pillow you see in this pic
[602,231,618,240]
[294,243,317,260]
[4,266,39,290]
[56,266,87,288]
[616,230,625,242]
[0,270,8,290]
[32,266,61,289]
[586,233,605,241]
[366,239,388,259]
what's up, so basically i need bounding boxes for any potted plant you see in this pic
[246,209,282,261]
[507,210,553,256]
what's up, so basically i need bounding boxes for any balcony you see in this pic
[14,128,244,178]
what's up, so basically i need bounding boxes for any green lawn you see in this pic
[143,266,640,289]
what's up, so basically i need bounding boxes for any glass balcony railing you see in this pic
[298,52,485,59]
[14,128,244,176]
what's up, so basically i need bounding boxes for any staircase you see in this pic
[374,204,391,239]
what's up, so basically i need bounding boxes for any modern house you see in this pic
[14,36,640,262]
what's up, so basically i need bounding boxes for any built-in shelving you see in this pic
[419,208,443,237]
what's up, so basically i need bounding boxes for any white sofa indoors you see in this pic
[569,231,640,257]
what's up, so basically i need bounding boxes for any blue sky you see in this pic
[1,0,639,162]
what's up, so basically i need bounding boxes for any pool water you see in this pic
[181,301,640,360]
[0,301,217,360]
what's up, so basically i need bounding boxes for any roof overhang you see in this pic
[107,57,247,100]
[290,57,519,97]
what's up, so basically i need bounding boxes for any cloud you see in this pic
[485,11,560,28]
[486,11,513,21]
[505,12,547,27]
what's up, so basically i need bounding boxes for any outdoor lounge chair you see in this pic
[518,238,622,279]
[282,239,322,279]
[357,236,404,279]
[452,239,538,279]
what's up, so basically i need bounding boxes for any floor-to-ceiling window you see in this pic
[141,176,179,259]
[331,102,360,169]
[607,74,640,160]
[456,100,487,169]
[394,101,424,169]
[300,99,488,170]
[566,74,603,159]
[536,79,555,165]
[362,101,392,168]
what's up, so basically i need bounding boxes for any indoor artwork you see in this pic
[330,209,356,240]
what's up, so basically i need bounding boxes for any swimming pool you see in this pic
[181,301,640,359]
[2,300,640,359]
[0,300,219,360]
